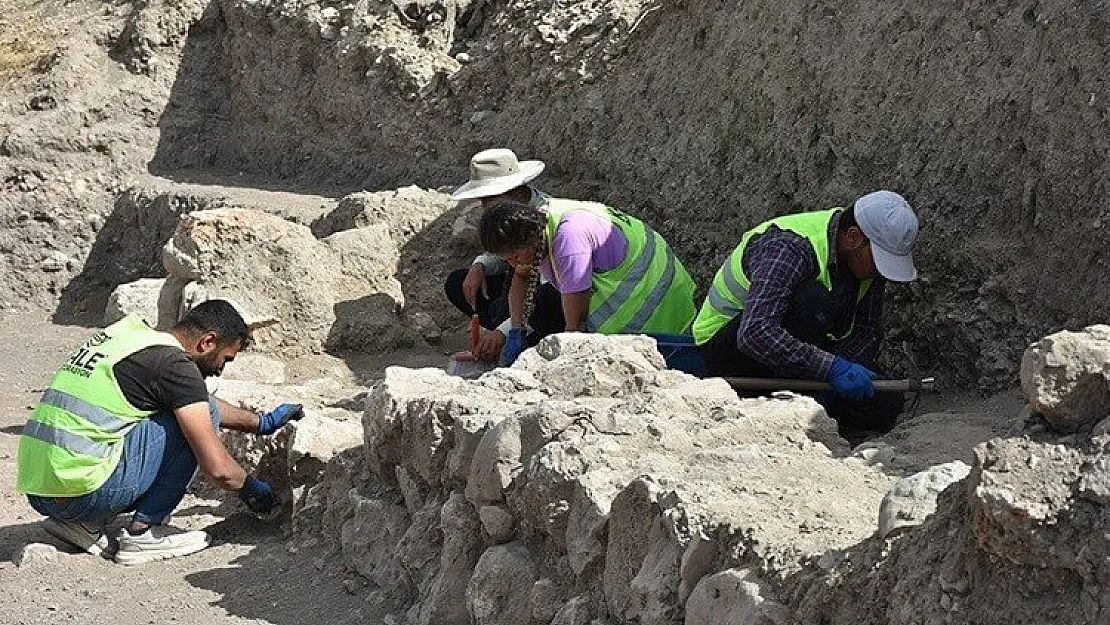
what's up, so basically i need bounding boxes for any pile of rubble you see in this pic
[100,181,466,355]
[209,326,1106,625]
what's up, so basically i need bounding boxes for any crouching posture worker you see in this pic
[17,300,302,564]
[445,148,565,362]
[478,199,698,363]
[693,190,920,432]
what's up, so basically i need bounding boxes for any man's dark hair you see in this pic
[838,204,861,233]
[478,201,546,254]
[174,300,253,348]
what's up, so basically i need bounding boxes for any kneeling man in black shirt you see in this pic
[17,300,303,565]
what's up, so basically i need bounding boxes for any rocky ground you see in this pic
[4,309,1106,625]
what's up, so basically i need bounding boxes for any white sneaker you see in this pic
[41,518,109,557]
[113,526,210,565]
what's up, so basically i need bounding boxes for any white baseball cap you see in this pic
[853,190,919,282]
[451,148,545,200]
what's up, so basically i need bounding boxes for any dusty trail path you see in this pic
[0,312,379,625]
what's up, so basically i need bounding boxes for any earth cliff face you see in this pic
[150,0,1110,389]
[4,0,1108,389]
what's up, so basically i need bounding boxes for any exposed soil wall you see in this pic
[152,0,1110,389]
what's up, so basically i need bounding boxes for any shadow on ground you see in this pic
[184,534,380,625]
[52,191,188,326]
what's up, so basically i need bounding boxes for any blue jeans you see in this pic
[29,397,222,525]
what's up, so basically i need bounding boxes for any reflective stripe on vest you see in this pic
[588,222,676,333]
[40,388,134,434]
[620,227,678,332]
[22,420,115,459]
[705,254,748,319]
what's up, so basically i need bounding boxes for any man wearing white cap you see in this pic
[445,149,564,362]
[692,191,920,432]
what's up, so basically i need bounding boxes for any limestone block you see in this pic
[1021,325,1110,431]
[311,186,451,244]
[417,493,484,625]
[466,417,523,506]
[565,470,620,577]
[478,505,515,544]
[969,438,1093,570]
[604,478,683,625]
[878,461,970,537]
[221,353,287,385]
[531,578,565,623]
[167,208,411,356]
[466,542,539,625]
[516,333,667,398]
[363,366,485,481]
[340,494,412,598]
[323,224,404,302]
[104,278,166,327]
[551,594,593,625]
[287,415,363,489]
[684,569,790,625]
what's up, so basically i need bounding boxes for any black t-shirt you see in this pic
[112,345,209,413]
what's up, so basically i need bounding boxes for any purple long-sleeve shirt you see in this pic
[735,212,886,379]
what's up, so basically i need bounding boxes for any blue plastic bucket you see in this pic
[647,333,708,378]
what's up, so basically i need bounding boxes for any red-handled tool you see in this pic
[451,315,482,363]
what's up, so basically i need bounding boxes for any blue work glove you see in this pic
[257,403,304,435]
[500,327,528,365]
[239,474,277,516]
[826,356,878,401]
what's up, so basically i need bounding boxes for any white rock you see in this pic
[466,417,522,506]
[104,278,167,328]
[684,568,790,625]
[14,543,59,567]
[851,441,896,467]
[168,208,409,356]
[878,461,970,538]
[1020,325,1110,431]
[221,353,287,385]
[288,415,363,485]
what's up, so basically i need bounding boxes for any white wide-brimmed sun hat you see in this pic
[450,148,545,200]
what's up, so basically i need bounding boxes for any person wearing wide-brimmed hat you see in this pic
[693,191,920,432]
[445,149,565,363]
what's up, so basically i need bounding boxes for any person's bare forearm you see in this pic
[561,291,590,332]
[213,396,261,433]
[508,266,531,328]
[176,401,248,491]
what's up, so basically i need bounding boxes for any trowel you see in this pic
[446,315,496,378]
